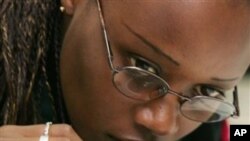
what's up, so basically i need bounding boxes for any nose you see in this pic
[134,95,180,136]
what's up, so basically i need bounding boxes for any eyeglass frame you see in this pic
[95,0,240,122]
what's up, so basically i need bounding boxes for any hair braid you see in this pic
[0,0,64,125]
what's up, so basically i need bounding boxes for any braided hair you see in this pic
[0,0,67,125]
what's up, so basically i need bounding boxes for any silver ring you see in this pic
[39,122,52,141]
[39,135,49,141]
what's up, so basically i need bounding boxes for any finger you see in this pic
[0,137,77,141]
[0,124,48,137]
[49,124,82,140]
[0,124,82,140]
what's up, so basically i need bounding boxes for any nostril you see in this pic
[151,120,179,136]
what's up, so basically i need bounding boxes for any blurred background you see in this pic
[229,69,250,124]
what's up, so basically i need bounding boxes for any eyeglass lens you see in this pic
[181,97,235,122]
[112,67,235,122]
[113,67,167,101]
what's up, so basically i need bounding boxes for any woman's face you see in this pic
[60,0,250,141]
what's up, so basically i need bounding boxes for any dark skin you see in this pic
[0,0,249,141]
[60,0,250,141]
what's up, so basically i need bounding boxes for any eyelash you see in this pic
[127,55,159,74]
[125,53,226,99]
[194,85,225,99]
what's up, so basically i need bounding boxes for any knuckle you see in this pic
[61,124,74,136]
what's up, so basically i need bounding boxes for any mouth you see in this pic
[107,134,145,141]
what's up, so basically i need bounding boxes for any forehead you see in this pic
[103,1,250,75]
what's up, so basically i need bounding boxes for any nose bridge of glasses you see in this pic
[166,89,191,101]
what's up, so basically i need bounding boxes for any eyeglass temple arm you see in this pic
[96,0,115,70]
[232,86,240,117]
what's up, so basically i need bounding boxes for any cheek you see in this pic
[177,117,202,139]
[60,43,136,137]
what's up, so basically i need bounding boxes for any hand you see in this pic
[0,124,83,141]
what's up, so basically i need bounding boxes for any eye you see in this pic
[129,55,159,74]
[194,85,225,99]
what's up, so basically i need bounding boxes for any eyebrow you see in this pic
[122,24,242,83]
[123,24,180,66]
[211,77,240,82]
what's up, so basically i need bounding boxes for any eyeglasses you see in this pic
[96,0,240,123]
